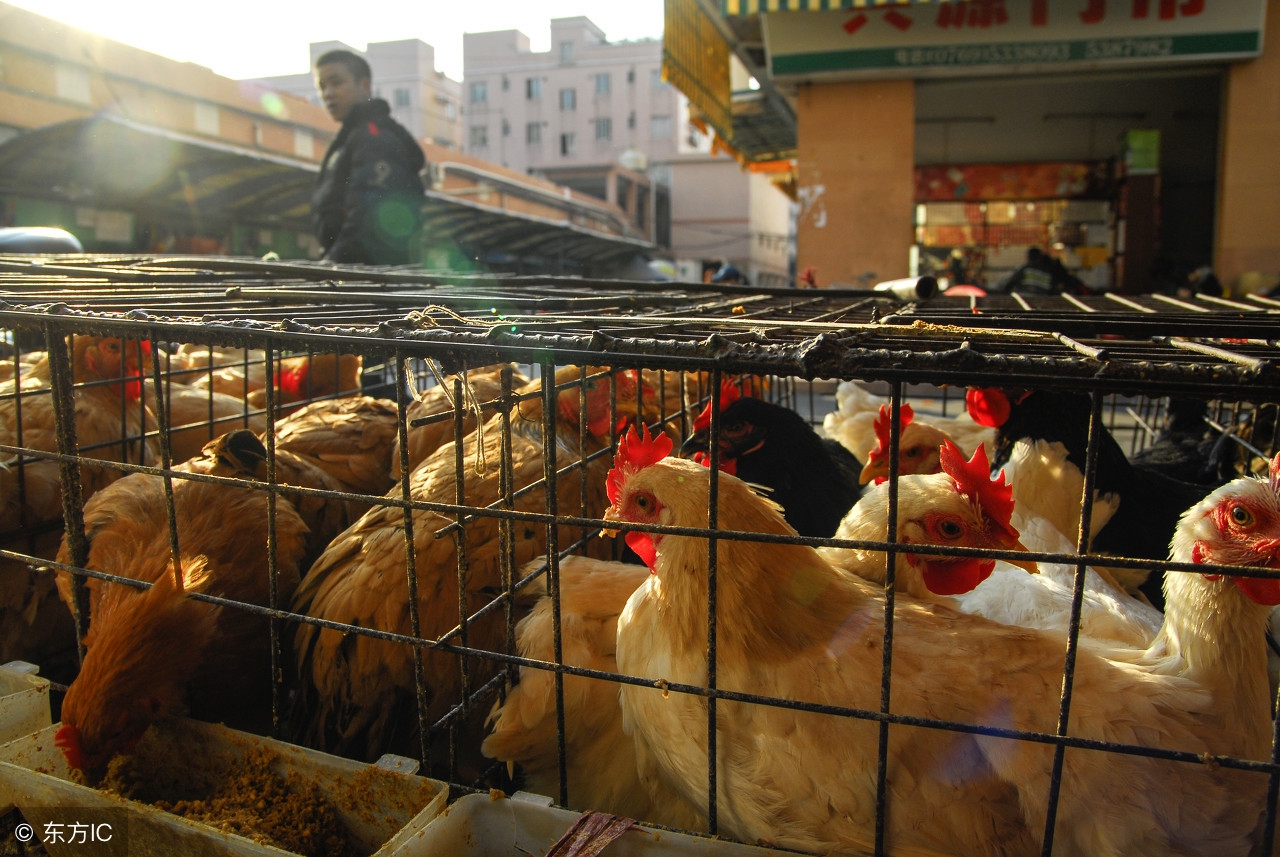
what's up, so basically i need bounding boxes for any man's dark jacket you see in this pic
[312,99,426,264]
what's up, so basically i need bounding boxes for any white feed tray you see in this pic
[392,791,793,856]
[0,717,447,857]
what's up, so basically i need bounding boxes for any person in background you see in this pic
[1180,265,1223,299]
[312,49,426,265]
[710,263,748,286]
[992,247,1084,295]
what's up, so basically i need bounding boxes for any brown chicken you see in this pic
[290,367,648,771]
[145,379,267,465]
[392,364,529,481]
[54,430,309,780]
[0,336,156,668]
[0,335,157,526]
[271,395,400,499]
[189,351,362,413]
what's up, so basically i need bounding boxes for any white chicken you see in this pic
[823,381,992,468]
[605,426,1280,857]
[608,426,1037,856]
[481,555,705,830]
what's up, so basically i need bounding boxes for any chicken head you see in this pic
[604,423,675,568]
[858,403,952,484]
[75,336,151,401]
[1172,449,1280,605]
[56,559,220,780]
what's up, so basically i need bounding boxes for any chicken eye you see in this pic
[634,493,651,512]
[937,519,963,539]
[722,421,747,438]
[1230,505,1254,527]
[904,446,922,459]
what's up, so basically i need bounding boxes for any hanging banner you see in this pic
[763,1,1267,81]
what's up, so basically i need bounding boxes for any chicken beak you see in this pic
[858,461,883,485]
[1003,538,1040,574]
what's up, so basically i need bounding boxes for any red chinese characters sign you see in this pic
[759,0,1264,80]
[915,162,1111,201]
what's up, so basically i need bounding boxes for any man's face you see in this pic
[316,62,370,123]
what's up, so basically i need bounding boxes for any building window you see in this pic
[502,119,510,137]
[594,117,612,141]
[650,69,665,90]
[394,88,411,109]
[55,63,91,103]
[470,125,489,147]
[560,41,574,63]
[651,115,672,140]
[526,122,542,144]
[627,111,636,130]
[594,73,610,95]
[194,102,220,135]
[559,88,576,111]
[470,81,487,103]
[444,101,456,120]
[560,132,576,157]
[501,76,510,91]
[527,77,541,100]
[627,68,635,84]
[294,129,314,158]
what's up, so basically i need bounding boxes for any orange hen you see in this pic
[54,430,309,779]
[291,367,649,772]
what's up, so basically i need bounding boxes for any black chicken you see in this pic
[967,387,1217,609]
[679,393,863,538]
[1129,397,1231,486]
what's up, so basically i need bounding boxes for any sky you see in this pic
[6,0,666,82]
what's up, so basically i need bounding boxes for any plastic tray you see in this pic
[0,662,51,748]
[392,791,793,856]
[0,717,447,856]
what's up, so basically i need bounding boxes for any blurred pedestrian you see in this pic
[312,49,425,264]
[710,263,747,285]
[992,247,1083,295]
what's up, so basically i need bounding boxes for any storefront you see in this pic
[667,0,1277,294]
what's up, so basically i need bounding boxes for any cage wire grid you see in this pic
[1,256,1279,856]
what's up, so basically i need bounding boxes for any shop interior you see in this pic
[912,67,1222,294]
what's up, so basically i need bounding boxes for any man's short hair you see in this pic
[316,49,371,83]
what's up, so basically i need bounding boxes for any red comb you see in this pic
[606,424,674,504]
[965,388,1010,427]
[55,723,85,771]
[692,380,743,434]
[939,439,1018,540]
[276,362,308,399]
[869,403,914,463]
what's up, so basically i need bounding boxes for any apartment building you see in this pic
[251,40,463,150]
[463,17,684,245]
[463,18,681,172]
[462,14,794,284]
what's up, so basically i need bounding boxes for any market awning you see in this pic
[0,113,318,231]
[0,114,656,269]
[420,192,656,267]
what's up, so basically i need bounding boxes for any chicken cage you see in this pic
[0,254,1278,857]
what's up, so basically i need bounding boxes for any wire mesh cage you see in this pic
[1,255,1280,856]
